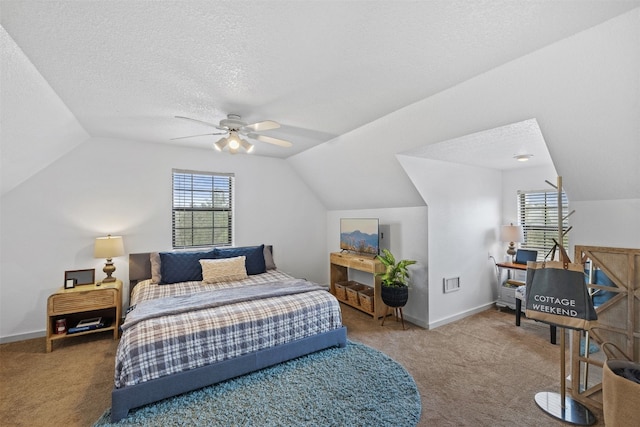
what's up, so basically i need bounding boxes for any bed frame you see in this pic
[110,250,347,422]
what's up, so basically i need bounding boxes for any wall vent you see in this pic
[443,277,460,293]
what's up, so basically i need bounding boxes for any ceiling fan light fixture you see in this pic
[174,114,292,153]
[227,132,241,150]
[514,154,533,162]
[241,139,254,153]
[214,137,228,151]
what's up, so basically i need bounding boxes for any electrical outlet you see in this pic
[488,252,492,260]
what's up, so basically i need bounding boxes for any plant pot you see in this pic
[381,286,408,307]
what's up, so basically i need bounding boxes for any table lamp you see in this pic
[94,235,124,283]
[501,223,524,262]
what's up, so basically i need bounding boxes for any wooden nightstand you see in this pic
[46,280,122,352]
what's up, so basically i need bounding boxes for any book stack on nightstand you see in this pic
[46,280,122,352]
[67,316,110,334]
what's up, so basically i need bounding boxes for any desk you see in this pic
[496,262,556,344]
[496,262,526,311]
[496,261,527,272]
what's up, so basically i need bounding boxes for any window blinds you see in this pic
[172,169,234,249]
[517,189,569,260]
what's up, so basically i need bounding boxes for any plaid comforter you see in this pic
[114,270,343,388]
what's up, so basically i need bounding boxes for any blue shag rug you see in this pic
[94,341,421,426]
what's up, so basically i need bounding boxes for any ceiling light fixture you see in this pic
[240,139,254,153]
[514,154,533,162]
[213,132,253,154]
[227,132,242,151]
[214,137,228,151]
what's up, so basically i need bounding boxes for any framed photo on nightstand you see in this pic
[65,278,76,289]
[64,269,95,287]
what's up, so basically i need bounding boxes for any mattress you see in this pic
[114,270,342,388]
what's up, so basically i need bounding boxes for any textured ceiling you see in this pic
[1,0,638,159]
[402,118,553,170]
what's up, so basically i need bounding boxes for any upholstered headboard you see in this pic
[128,245,274,297]
[129,252,153,285]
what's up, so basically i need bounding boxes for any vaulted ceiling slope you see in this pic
[0,27,90,195]
[1,1,639,203]
[289,6,640,208]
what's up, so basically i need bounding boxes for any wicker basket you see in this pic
[334,281,358,301]
[346,283,366,305]
[358,287,375,313]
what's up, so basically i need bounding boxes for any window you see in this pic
[172,169,234,249]
[517,189,569,261]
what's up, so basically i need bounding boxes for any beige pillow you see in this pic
[199,256,247,284]
[150,252,162,283]
[264,245,276,270]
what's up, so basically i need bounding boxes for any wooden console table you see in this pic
[330,252,386,319]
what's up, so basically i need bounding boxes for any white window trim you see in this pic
[517,188,569,261]
[172,169,235,249]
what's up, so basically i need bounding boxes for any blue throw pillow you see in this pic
[214,245,266,275]
[591,269,616,307]
[160,249,216,284]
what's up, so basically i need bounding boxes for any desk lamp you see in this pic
[501,224,523,262]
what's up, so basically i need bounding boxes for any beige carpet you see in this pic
[0,306,604,426]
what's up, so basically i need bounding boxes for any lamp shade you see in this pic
[240,138,254,153]
[214,137,227,151]
[94,235,125,259]
[501,224,524,243]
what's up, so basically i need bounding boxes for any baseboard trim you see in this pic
[0,330,45,344]
[6,303,494,342]
[428,302,494,329]
[402,312,428,329]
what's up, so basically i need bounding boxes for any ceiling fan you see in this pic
[172,114,292,154]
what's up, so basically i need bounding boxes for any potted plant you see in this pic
[376,249,416,307]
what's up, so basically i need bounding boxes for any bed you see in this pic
[110,245,347,422]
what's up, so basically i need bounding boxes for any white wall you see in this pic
[502,166,639,259]
[501,165,559,228]
[396,146,638,330]
[570,199,640,252]
[398,155,502,328]
[0,137,328,341]
[326,207,429,328]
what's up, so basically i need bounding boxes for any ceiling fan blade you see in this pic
[243,120,280,132]
[248,133,293,148]
[170,132,227,140]
[175,115,226,130]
